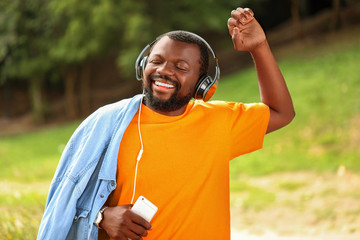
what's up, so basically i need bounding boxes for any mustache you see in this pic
[149,74,179,88]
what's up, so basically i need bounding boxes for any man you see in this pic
[37,7,294,240]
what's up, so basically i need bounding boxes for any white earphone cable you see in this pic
[131,93,144,204]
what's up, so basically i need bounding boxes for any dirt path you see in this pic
[231,230,360,240]
[230,170,360,240]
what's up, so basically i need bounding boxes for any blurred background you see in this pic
[0,0,359,239]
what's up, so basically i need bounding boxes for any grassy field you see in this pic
[0,26,359,239]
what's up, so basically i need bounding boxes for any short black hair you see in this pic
[152,30,209,77]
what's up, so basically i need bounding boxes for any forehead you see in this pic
[150,36,201,64]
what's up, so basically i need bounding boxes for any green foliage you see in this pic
[49,0,129,64]
[0,0,16,83]
[0,0,55,79]
[116,0,242,76]
[1,0,243,81]
[0,0,57,121]
[142,0,236,32]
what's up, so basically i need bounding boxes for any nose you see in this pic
[156,62,174,76]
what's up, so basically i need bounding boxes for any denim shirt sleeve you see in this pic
[37,95,142,240]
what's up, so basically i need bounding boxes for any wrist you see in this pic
[249,39,268,55]
[94,206,108,229]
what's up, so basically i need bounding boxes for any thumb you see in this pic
[232,27,239,39]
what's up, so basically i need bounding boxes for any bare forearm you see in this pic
[228,7,295,133]
[250,40,295,133]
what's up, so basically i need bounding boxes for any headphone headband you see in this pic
[135,30,220,101]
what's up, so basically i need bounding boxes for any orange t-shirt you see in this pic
[106,100,269,240]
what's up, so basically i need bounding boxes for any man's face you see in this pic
[143,36,202,115]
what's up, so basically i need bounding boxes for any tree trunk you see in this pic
[332,0,341,30]
[80,62,91,117]
[2,78,11,119]
[29,76,45,123]
[65,67,79,119]
[291,0,301,39]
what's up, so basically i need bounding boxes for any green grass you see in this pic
[278,181,307,192]
[0,122,80,182]
[0,122,80,239]
[230,181,276,211]
[1,29,360,239]
[0,123,80,239]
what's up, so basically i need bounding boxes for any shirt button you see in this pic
[100,194,104,198]
[74,216,78,221]
[111,182,115,187]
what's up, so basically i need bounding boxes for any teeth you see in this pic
[154,81,175,88]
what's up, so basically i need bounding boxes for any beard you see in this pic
[143,74,193,112]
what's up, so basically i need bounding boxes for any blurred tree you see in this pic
[48,0,242,118]
[116,0,240,76]
[0,0,55,123]
[7,0,339,122]
[49,0,129,118]
[0,0,16,119]
[242,0,292,31]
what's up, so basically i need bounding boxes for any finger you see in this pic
[129,222,148,237]
[244,8,254,17]
[243,8,254,22]
[232,7,254,25]
[227,18,237,28]
[231,11,248,25]
[244,10,252,19]
[130,213,152,230]
[124,228,143,240]
[231,27,241,50]
[227,18,237,35]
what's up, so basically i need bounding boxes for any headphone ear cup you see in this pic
[203,79,218,102]
[194,75,218,102]
[136,56,148,81]
[135,58,142,81]
[194,75,215,101]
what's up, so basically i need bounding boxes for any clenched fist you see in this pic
[227,7,266,52]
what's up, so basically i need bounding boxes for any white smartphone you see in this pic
[131,196,158,222]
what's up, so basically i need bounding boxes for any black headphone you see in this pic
[135,31,220,102]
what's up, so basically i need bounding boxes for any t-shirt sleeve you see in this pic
[229,102,270,159]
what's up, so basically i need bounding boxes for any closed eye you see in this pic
[175,62,189,72]
[176,66,188,71]
[150,60,162,65]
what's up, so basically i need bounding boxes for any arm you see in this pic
[228,8,295,133]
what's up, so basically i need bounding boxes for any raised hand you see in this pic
[227,7,266,52]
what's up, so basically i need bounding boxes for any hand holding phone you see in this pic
[131,196,158,222]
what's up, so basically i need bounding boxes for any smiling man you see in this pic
[37,7,295,240]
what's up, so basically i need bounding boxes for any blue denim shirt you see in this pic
[37,95,142,240]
